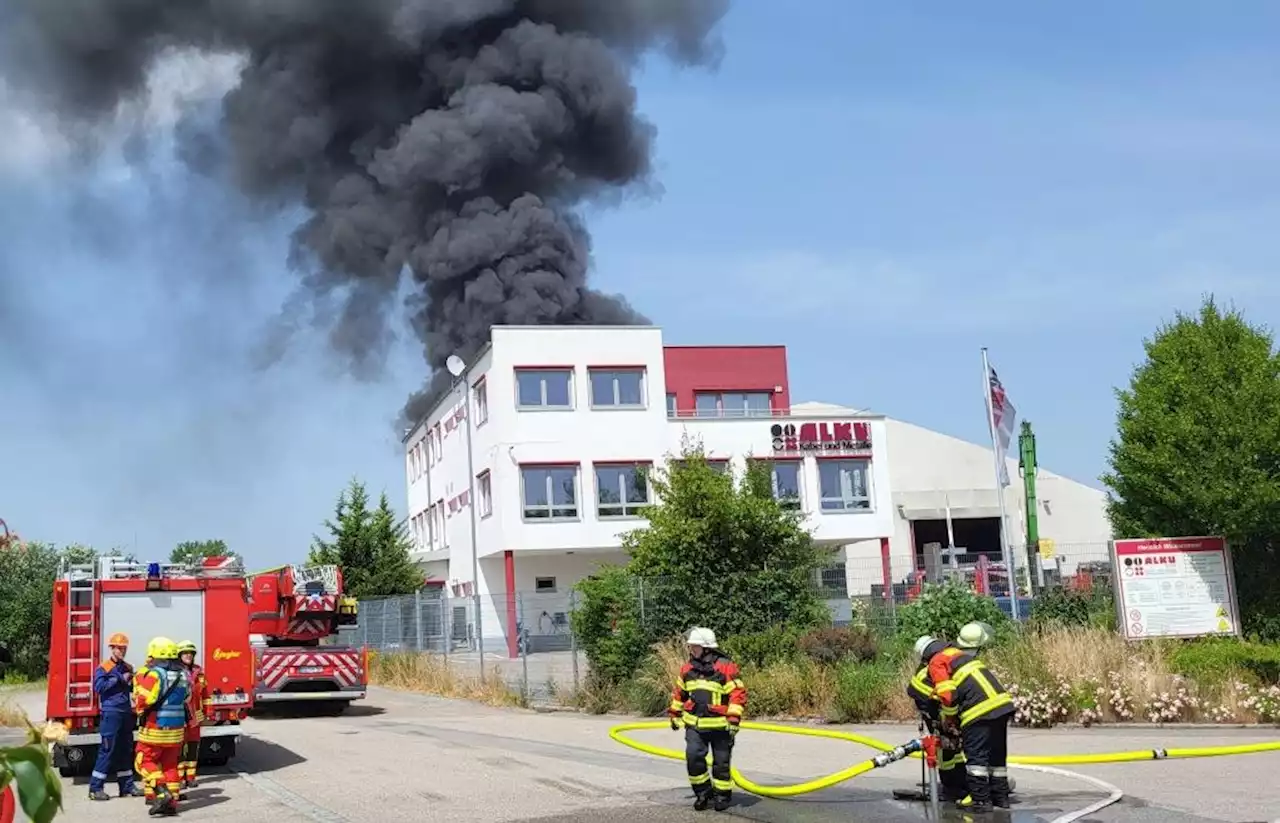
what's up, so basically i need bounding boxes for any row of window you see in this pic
[411,459,873,551]
[519,367,777,418]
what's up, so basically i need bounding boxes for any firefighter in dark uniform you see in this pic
[668,627,747,811]
[917,627,1014,813]
[907,636,969,803]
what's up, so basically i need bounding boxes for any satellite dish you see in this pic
[446,355,466,377]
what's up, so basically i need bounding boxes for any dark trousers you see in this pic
[961,715,1011,805]
[685,727,734,798]
[89,711,137,794]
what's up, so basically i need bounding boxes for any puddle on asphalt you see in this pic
[646,785,1100,823]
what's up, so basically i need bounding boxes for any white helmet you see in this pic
[913,635,937,659]
[957,621,994,649]
[687,627,718,649]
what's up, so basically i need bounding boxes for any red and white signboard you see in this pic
[1112,536,1241,641]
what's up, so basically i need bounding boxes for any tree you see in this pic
[170,540,237,565]
[573,441,829,684]
[0,543,123,680]
[310,478,422,599]
[1102,297,1280,639]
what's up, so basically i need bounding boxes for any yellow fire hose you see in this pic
[609,720,1280,799]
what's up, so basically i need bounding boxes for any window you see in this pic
[819,565,848,593]
[535,577,557,593]
[589,368,645,407]
[477,471,492,518]
[474,380,489,425]
[427,505,437,547]
[521,465,579,520]
[666,393,677,418]
[707,460,730,475]
[516,369,573,409]
[426,436,434,467]
[437,499,448,546]
[818,460,872,511]
[595,463,651,518]
[770,460,802,509]
[693,391,773,418]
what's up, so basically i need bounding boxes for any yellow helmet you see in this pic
[147,636,179,660]
[176,640,197,655]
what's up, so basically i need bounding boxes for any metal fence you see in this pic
[350,542,1118,704]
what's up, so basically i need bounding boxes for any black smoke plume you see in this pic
[0,0,730,428]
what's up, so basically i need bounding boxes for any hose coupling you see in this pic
[871,738,923,768]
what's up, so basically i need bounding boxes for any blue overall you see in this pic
[89,659,137,795]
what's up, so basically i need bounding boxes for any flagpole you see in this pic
[982,347,1021,621]
[944,492,957,570]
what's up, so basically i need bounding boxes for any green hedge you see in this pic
[1168,638,1280,685]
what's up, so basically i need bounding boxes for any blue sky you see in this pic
[3,0,1279,565]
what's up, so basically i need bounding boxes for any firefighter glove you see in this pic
[670,717,680,731]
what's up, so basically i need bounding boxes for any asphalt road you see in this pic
[8,685,1280,823]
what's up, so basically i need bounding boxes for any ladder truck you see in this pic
[248,564,367,713]
[44,556,255,777]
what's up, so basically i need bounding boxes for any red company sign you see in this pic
[771,421,872,456]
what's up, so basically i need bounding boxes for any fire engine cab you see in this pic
[45,556,255,776]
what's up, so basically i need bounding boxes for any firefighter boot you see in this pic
[957,775,992,814]
[149,787,178,817]
[939,767,969,803]
[88,790,112,801]
[990,771,1011,809]
[693,788,712,811]
[713,791,732,812]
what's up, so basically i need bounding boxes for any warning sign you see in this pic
[1113,536,1241,641]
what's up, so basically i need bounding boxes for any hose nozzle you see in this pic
[871,738,923,768]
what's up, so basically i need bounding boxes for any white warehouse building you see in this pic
[403,325,1112,657]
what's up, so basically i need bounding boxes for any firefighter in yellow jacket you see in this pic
[133,637,191,816]
[177,640,209,792]
[668,628,747,811]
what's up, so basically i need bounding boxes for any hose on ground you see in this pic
[609,720,1280,800]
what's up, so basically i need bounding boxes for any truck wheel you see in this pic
[58,766,77,778]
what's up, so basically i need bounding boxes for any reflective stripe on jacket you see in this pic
[133,662,190,745]
[927,648,1013,727]
[669,651,747,730]
[185,665,209,725]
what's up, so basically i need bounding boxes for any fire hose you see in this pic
[609,720,1280,806]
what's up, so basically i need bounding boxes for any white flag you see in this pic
[987,365,1017,487]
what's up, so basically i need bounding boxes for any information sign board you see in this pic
[1111,536,1240,640]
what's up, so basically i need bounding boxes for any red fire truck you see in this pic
[248,564,367,712]
[45,556,254,776]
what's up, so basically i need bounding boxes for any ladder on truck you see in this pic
[63,563,98,712]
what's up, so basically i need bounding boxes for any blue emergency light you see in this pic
[146,562,163,590]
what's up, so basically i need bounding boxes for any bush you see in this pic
[828,660,899,722]
[797,626,879,666]
[1168,638,1280,686]
[893,581,1012,653]
[570,566,651,686]
[721,626,802,668]
[1029,586,1116,631]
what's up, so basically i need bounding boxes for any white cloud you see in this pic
[0,48,244,178]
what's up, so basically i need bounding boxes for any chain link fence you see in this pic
[350,541,1117,705]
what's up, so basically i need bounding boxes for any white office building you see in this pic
[403,325,1112,656]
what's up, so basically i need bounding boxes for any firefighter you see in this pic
[133,637,191,817]
[916,632,1015,813]
[176,640,208,793]
[668,627,747,812]
[906,638,968,804]
[88,632,143,801]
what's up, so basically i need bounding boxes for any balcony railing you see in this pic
[667,408,789,419]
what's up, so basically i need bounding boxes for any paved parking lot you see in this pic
[8,685,1280,822]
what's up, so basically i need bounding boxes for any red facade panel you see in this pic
[662,345,791,415]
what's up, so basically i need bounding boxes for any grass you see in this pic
[367,625,1280,727]
[367,651,526,708]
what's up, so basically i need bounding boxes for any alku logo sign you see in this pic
[771,422,873,456]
